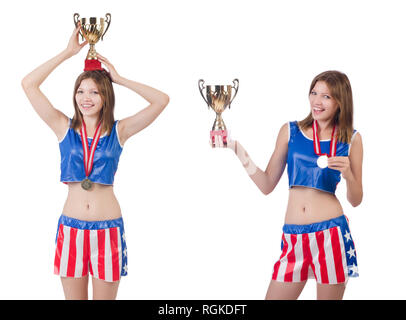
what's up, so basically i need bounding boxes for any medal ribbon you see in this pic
[312,120,337,157]
[80,120,102,178]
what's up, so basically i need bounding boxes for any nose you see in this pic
[82,92,93,101]
[313,94,322,105]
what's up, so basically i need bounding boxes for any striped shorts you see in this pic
[272,215,358,284]
[54,215,128,282]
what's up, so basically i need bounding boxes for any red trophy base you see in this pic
[84,59,103,71]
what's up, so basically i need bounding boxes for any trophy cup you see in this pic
[198,79,239,146]
[73,13,111,71]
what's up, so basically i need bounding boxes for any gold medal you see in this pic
[81,178,93,190]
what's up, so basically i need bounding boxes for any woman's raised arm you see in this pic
[21,25,88,140]
[96,53,169,145]
[213,123,289,195]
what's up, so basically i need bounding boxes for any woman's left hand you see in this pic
[328,156,352,180]
[96,53,122,83]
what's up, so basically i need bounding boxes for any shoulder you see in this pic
[281,121,299,131]
[281,122,289,132]
[278,122,290,137]
[275,122,291,147]
[348,131,363,157]
[351,130,362,145]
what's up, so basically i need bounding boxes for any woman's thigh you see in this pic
[61,276,89,300]
[317,283,346,300]
[92,277,120,300]
[265,280,307,300]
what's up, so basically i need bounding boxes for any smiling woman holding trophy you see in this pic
[208,71,363,300]
[22,14,170,300]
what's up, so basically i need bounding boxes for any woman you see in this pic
[21,25,170,299]
[213,71,363,300]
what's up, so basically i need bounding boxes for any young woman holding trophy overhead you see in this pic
[22,18,170,299]
[211,71,363,300]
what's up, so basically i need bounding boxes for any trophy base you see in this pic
[84,59,103,71]
[210,130,228,147]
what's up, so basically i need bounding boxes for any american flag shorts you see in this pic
[272,215,358,284]
[54,215,128,282]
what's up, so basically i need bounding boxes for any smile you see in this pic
[81,104,95,109]
[313,107,325,114]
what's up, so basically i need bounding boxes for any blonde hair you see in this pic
[298,70,354,143]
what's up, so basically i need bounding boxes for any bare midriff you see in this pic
[284,186,343,225]
[62,182,121,221]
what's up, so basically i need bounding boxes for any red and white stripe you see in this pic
[54,224,122,282]
[80,121,102,177]
[312,120,337,157]
[272,227,347,284]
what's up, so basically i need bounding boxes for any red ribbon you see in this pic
[80,120,102,178]
[312,120,337,157]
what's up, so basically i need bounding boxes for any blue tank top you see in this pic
[59,119,123,185]
[287,121,356,194]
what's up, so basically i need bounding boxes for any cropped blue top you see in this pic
[287,121,356,194]
[59,119,123,185]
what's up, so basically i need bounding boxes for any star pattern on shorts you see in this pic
[340,226,359,278]
[120,230,128,276]
[347,246,356,259]
[344,230,352,242]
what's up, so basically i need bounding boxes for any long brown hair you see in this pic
[298,70,353,143]
[71,70,115,135]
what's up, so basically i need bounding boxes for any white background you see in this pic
[0,0,405,300]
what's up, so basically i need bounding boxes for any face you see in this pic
[75,78,103,117]
[309,81,339,122]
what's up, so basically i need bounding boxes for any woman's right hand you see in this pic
[65,24,88,57]
[211,130,236,152]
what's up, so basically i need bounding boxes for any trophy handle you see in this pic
[102,13,111,40]
[73,13,84,41]
[229,78,239,106]
[198,79,210,107]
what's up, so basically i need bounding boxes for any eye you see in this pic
[310,91,317,95]
[92,91,99,95]
[323,95,331,99]
[76,90,83,94]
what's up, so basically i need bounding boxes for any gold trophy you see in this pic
[73,13,111,70]
[198,79,239,146]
